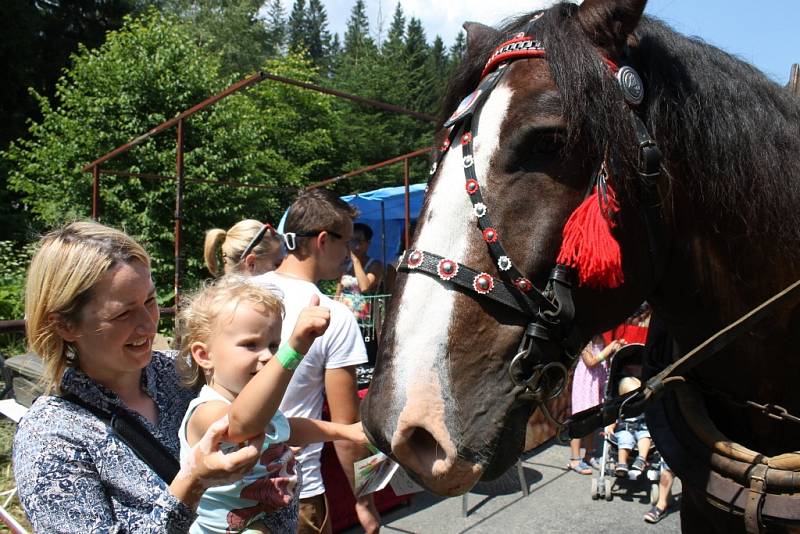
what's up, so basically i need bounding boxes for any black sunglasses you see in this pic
[239,223,277,263]
[294,230,343,240]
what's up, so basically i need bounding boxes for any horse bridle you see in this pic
[398,14,663,403]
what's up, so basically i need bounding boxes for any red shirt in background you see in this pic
[602,323,649,346]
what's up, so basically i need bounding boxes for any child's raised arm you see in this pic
[188,294,330,445]
[286,418,368,447]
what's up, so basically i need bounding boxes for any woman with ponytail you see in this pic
[203,219,283,277]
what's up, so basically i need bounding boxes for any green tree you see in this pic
[4,11,339,299]
[403,18,430,110]
[425,36,448,114]
[383,2,405,58]
[306,0,332,73]
[288,0,308,54]
[0,0,148,241]
[449,30,467,71]
[342,0,375,64]
[161,0,271,75]
[264,0,287,56]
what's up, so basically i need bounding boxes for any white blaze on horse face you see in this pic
[389,81,514,441]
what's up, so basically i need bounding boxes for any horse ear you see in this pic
[577,0,646,57]
[463,21,499,58]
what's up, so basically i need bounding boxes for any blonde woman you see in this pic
[14,221,263,532]
[204,219,283,277]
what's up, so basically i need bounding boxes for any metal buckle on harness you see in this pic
[509,324,568,401]
[744,464,768,534]
[637,139,662,179]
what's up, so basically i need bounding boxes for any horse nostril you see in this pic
[393,426,450,478]
[409,428,447,466]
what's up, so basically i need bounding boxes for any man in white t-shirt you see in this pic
[251,189,379,534]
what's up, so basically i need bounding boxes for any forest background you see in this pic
[0,0,468,324]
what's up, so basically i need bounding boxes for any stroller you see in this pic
[591,342,663,503]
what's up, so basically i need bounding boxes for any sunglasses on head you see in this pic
[239,223,277,263]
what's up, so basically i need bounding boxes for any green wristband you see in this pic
[276,344,304,370]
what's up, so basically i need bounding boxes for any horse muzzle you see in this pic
[389,423,484,496]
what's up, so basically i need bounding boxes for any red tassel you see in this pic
[556,182,623,289]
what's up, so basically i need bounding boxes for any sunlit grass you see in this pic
[0,399,30,532]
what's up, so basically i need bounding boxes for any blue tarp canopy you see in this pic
[342,184,426,266]
[278,184,426,267]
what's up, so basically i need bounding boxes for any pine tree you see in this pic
[343,0,374,63]
[382,2,405,58]
[306,0,332,72]
[404,17,428,73]
[158,0,271,75]
[328,33,341,71]
[449,30,467,71]
[288,0,308,54]
[425,36,448,114]
[264,0,287,56]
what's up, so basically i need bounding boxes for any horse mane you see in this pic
[443,2,800,260]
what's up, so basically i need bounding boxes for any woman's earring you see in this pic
[65,343,77,365]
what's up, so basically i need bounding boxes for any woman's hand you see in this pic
[288,294,331,354]
[172,415,263,506]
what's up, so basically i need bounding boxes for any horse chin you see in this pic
[476,402,532,481]
[402,455,485,497]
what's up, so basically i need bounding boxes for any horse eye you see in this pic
[532,132,566,155]
[506,130,566,173]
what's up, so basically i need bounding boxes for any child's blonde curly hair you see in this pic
[176,276,284,390]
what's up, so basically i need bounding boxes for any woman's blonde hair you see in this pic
[176,276,284,390]
[25,221,150,393]
[203,219,282,276]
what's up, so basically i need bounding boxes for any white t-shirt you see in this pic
[251,271,368,498]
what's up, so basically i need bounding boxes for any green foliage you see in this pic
[0,0,148,241]
[2,0,470,308]
[4,11,339,299]
[288,0,308,54]
[343,0,375,61]
[264,0,287,56]
[160,0,272,76]
[327,2,439,195]
[0,241,36,321]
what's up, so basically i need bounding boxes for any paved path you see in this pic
[346,441,682,534]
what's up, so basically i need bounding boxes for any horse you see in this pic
[360,0,800,531]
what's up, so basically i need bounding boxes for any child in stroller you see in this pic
[591,343,662,503]
[608,376,653,478]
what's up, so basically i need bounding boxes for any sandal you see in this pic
[614,463,629,477]
[644,505,666,523]
[632,456,648,472]
[567,457,592,475]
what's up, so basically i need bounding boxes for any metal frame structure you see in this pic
[80,71,436,308]
[305,146,433,248]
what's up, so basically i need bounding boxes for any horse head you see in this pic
[362,0,662,495]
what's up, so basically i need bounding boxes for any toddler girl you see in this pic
[177,277,367,533]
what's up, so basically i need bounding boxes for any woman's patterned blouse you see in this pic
[13,351,197,533]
